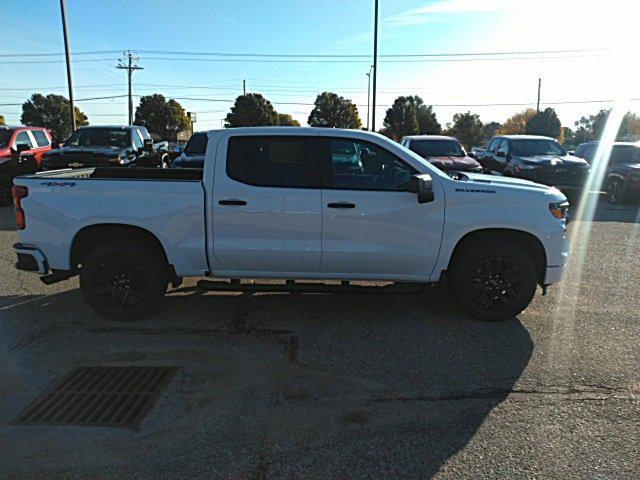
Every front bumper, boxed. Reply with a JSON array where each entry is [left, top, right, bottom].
[[13, 243, 49, 274]]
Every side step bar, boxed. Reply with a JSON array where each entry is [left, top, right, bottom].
[[196, 279, 425, 295]]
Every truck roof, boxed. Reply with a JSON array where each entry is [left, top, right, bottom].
[[401, 135, 456, 141], [204, 126, 385, 136], [76, 125, 145, 130], [495, 134, 556, 140]]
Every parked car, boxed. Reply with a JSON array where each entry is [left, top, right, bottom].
[[601, 143, 640, 204], [13, 127, 569, 323], [41, 125, 170, 170], [400, 135, 482, 173], [0, 126, 53, 203], [573, 141, 599, 162], [479, 135, 590, 191], [171, 131, 207, 168]]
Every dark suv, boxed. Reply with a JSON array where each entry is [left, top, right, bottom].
[[480, 135, 590, 191]]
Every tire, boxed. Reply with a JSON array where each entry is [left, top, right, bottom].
[[607, 177, 626, 205], [448, 240, 538, 322], [80, 239, 168, 321]]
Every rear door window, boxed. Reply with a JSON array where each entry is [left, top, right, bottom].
[[227, 136, 320, 188], [31, 130, 50, 148]]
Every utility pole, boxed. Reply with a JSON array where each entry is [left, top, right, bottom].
[[366, 65, 373, 130], [116, 51, 143, 125], [371, 0, 379, 131], [59, 0, 76, 133], [243, 79, 246, 95], [537, 77, 541, 112]]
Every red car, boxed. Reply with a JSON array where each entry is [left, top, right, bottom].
[[0, 126, 53, 165], [400, 135, 483, 173], [0, 126, 53, 204]]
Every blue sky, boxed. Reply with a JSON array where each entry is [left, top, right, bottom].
[[1, 0, 637, 131]]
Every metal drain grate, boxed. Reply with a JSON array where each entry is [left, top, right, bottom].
[[14, 366, 177, 428]]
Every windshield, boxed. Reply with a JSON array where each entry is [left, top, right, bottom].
[[184, 133, 208, 155], [410, 139, 465, 158], [65, 128, 131, 148], [0, 129, 13, 148], [510, 139, 566, 156], [610, 145, 640, 164]]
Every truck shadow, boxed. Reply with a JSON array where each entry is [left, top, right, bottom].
[[1, 285, 532, 477]]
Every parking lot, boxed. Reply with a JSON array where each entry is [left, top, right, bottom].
[[0, 198, 638, 479]]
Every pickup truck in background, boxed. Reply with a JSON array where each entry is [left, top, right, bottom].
[[41, 125, 170, 170], [479, 135, 590, 192], [0, 126, 53, 203], [12, 127, 569, 322], [400, 135, 483, 173]]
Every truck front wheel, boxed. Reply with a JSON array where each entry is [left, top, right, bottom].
[[448, 240, 538, 321], [80, 240, 168, 321]]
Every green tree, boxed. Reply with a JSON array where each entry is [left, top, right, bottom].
[[482, 121, 501, 144], [525, 107, 561, 138], [619, 112, 640, 140], [572, 109, 640, 143], [407, 96, 441, 134], [134, 94, 190, 141], [446, 111, 484, 150], [0, 115, 5, 126], [275, 113, 301, 126], [560, 127, 575, 146], [21, 93, 88, 140], [225, 93, 278, 127], [382, 96, 419, 141], [497, 109, 537, 135], [307, 92, 361, 128]]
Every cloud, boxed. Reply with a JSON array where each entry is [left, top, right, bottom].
[[383, 0, 521, 27]]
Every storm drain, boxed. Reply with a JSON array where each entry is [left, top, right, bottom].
[[14, 366, 177, 428]]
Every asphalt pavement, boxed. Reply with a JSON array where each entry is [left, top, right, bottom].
[[0, 198, 638, 479]]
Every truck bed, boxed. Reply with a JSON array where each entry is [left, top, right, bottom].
[[22, 167, 203, 181]]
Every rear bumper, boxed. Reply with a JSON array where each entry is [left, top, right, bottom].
[[13, 243, 49, 274]]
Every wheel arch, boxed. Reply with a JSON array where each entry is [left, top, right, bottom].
[[446, 228, 547, 284], [70, 223, 170, 270]]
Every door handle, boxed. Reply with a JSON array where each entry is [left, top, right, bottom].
[[327, 202, 356, 209], [218, 199, 247, 206]]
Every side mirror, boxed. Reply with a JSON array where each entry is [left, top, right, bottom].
[[143, 138, 154, 152], [173, 145, 183, 154], [51, 141, 61, 150], [408, 173, 435, 204], [14, 144, 31, 155], [496, 151, 506, 158]]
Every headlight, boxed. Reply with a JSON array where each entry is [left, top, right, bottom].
[[549, 201, 569, 219]]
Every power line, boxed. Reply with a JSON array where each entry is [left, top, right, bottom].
[[116, 51, 143, 125], [0, 47, 611, 59]]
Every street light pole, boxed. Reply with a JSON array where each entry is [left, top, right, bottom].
[[371, 0, 379, 131], [59, 0, 76, 133], [366, 65, 373, 130], [116, 51, 143, 125]]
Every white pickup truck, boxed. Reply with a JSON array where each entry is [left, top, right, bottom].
[[12, 127, 569, 322]]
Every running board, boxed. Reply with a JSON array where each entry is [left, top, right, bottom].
[[196, 280, 425, 295], [40, 270, 77, 285]]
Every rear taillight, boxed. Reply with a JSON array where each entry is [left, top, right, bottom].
[[12, 185, 28, 230]]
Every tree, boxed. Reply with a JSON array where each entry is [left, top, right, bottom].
[[134, 94, 190, 141], [21, 93, 88, 140], [525, 107, 561, 138], [307, 92, 361, 129], [482, 121, 501, 144], [275, 113, 301, 126], [407, 96, 441, 134], [619, 112, 640, 140], [572, 109, 640, 143], [0, 115, 5, 126], [382, 96, 419, 141], [225, 93, 278, 127], [446, 111, 484, 150], [560, 127, 575, 146], [497, 109, 537, 135]]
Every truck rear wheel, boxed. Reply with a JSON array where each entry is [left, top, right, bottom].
[[80, 240, 168, 321], [448, 240, 537, 321]]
